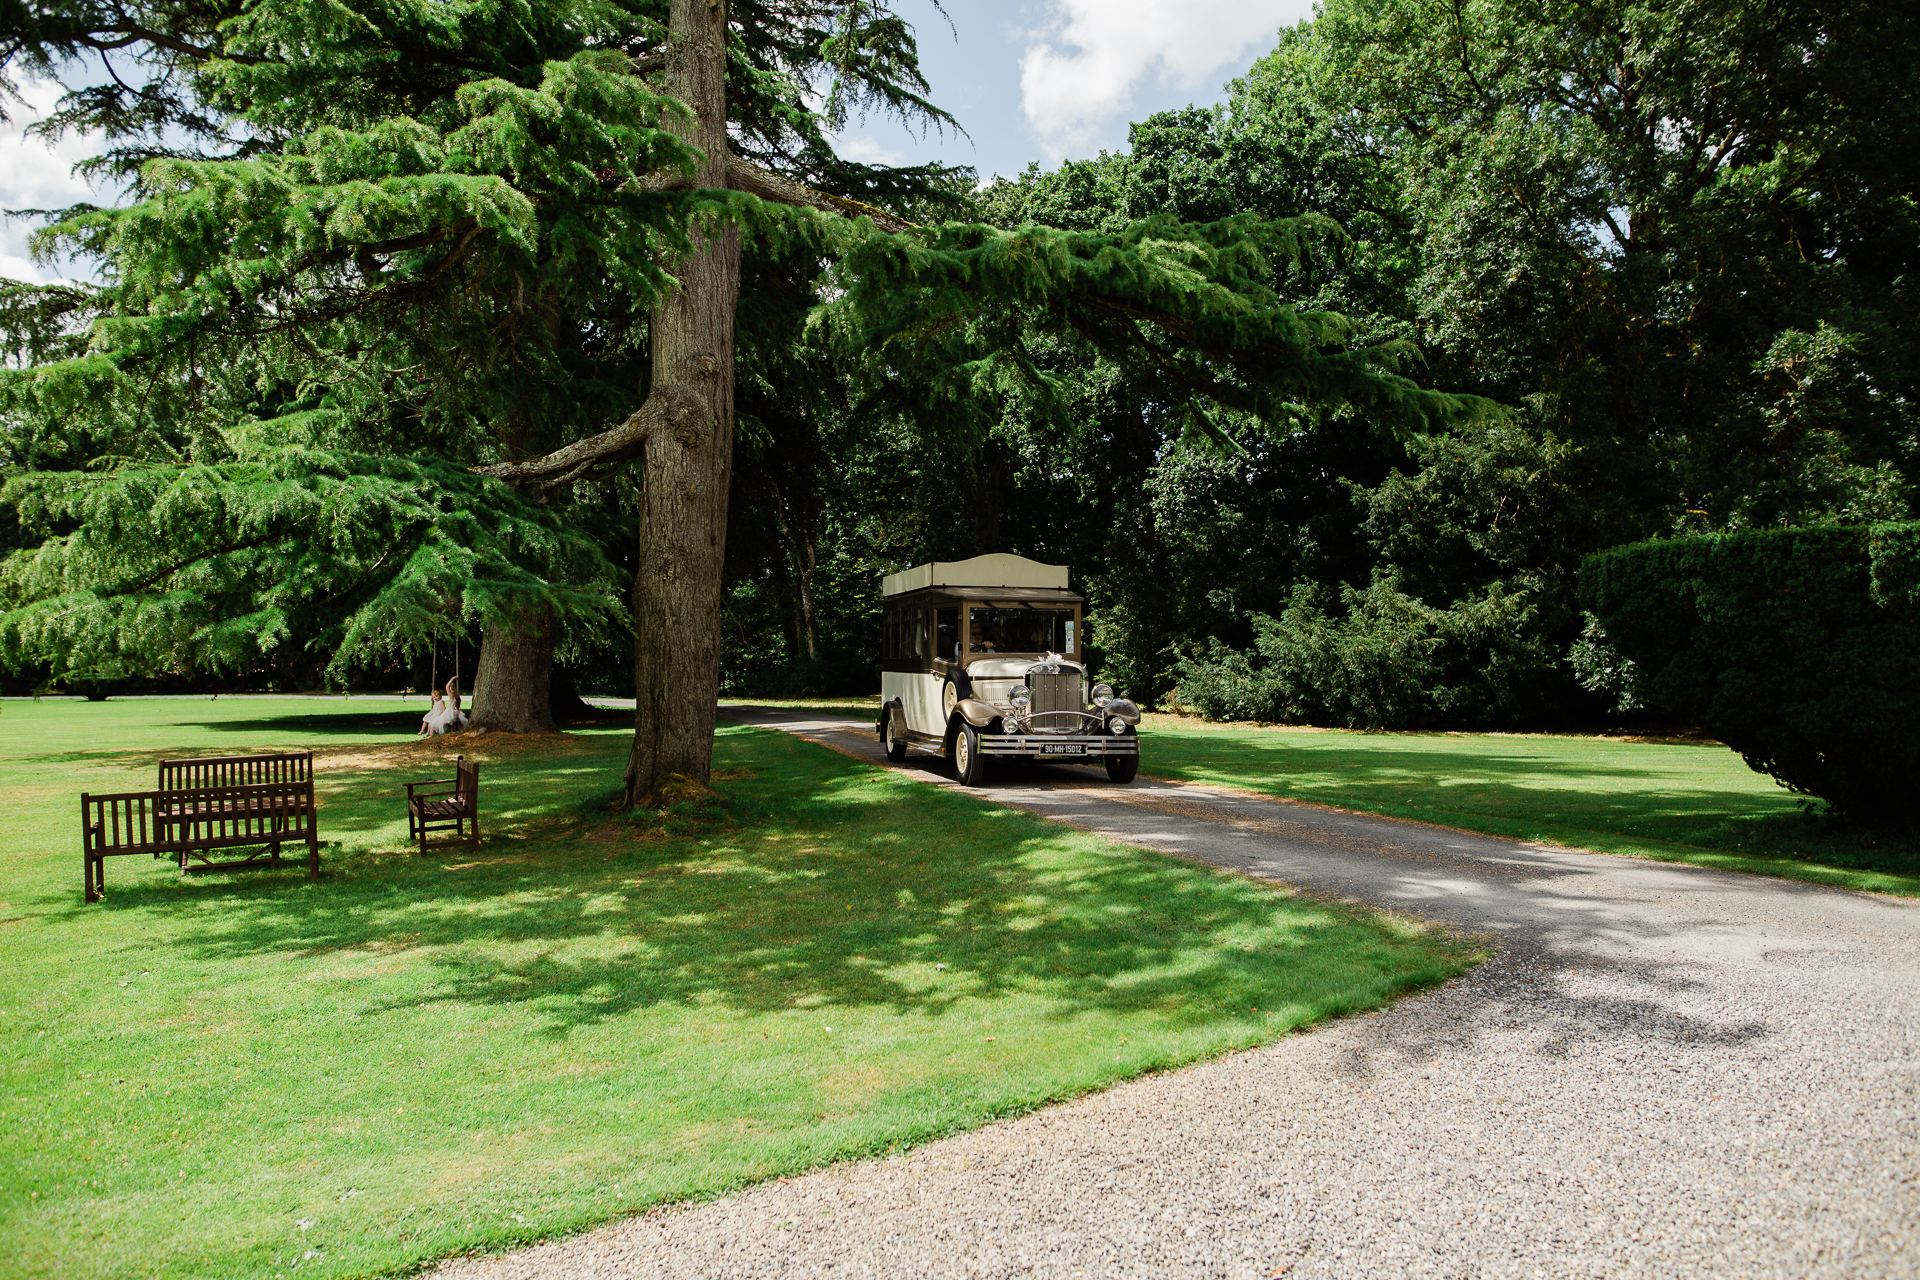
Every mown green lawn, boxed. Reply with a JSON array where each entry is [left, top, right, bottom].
[[0, 697, 1476, 1280], [1135, 715, 1920, 896]]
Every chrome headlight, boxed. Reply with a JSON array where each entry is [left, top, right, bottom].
[[1009, 684, 1031, 710], [1108, 716, 1128, 735], [1091, 683, 1114, 708]]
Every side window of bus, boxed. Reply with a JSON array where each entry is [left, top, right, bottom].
[[936, 608, 959, 661], [911, 610, 929, 662]]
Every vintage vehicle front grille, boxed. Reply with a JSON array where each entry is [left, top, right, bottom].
[[1029, 672, 1081, 716], [1026, 710, 1096, 733]]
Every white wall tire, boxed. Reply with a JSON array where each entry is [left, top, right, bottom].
[[885, 706, 909, 762], [954, 721, 987, 786], [1105, 751, 1138, 784]]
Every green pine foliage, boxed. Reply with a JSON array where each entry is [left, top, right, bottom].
[[0, 451, 620, 684], [830, 212, 1499, 450], [0, 0, 970, 691]]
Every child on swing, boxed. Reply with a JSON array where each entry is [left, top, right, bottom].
[[418, 677, 468, 736]]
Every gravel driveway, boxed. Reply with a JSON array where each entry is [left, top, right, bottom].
[[436, 711, 1920, 1279]]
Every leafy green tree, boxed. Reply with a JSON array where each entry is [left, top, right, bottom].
[[4, 0, 1497, 796], [472, 12, 1497, 791], [1307, 0, 1920, 525], [981, 0, 1919, 723], [1, 0, 963, 784]]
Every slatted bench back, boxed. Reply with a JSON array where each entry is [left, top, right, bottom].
[[157, 752, 312, 793], [83, 781, 316, 856]]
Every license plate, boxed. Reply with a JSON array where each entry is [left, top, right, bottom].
[[1038, 743, 1086, 756]]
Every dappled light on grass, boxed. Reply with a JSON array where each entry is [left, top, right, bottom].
[[0, 698, 1480, 1280], [1139, 715, 1920, 895]]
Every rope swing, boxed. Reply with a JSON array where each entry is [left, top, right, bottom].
[[427, 634, 462, 696]]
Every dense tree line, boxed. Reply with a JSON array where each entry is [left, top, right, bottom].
[[1, 0, 1488, 797], [2, 0, 1914, 747], [719, 0, 1919, 729]]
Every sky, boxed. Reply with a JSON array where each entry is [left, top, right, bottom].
[[1, 0, 1313, 284]]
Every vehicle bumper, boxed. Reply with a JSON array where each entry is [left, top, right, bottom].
[[975, 733, 1138, 758]]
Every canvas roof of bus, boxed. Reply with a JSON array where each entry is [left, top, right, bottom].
[[881, 553, 1069, 598]]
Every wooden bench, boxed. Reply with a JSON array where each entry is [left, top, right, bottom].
[[406, 756, 479, 855], [158, 751, 312, 792], [81, 779, 319, 903], [153, 752, 315, 855]]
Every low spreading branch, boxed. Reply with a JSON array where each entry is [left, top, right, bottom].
[[474, 396, 667, 486], [725, 154, 918, 234], [70, 23, 265, 65]]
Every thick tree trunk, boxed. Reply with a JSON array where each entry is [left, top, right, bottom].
[[623, 0, 740, 806], [470, 607, 556, 733]]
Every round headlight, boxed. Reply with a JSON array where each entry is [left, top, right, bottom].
[[1108, 716, 1127, 735], [1091, 683, 1114, 708], [1009, 684, 1031, 709]]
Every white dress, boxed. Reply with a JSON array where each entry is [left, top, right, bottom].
[[424, 703, 467, 735]]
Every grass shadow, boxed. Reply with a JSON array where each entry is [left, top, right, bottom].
[[102, 729, 1470, 1041]]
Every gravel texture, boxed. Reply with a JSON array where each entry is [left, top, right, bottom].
[[435, 713, 1920, 1279]]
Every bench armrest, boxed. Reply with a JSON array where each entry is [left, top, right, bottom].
[[406, 779, 458, 797]]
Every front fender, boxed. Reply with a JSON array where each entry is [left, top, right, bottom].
[[955, 698, 1000, 728]]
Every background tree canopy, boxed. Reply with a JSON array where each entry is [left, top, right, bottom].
[[718, 0, 1918, 725], [3, 0, 1916, 747]]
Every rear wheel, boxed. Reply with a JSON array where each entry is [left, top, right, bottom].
[[953, 721, 988, 787], [884, 706, 909, 762], [1105, 749, 1138, 783]]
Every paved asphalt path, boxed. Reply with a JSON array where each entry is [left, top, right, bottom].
[[438, 710, 1919, 1279]]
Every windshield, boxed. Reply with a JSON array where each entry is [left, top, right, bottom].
[[967, 607, 1074, 655]]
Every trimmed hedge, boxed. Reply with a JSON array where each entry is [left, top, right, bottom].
[[1578, 523, 1920, 825]]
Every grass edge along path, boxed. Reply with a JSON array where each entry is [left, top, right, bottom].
[[1133, 717, 1920, 898], [0, 702, 1482, 1280]]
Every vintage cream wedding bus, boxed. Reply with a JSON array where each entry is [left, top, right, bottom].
[[875, 554, 1141, 786]]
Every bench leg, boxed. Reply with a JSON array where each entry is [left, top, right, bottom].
[[85, 851, 100, 904], [307, 831, 320, 881]]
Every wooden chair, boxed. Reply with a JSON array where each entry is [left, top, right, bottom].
[[406, 756, 479, 856]]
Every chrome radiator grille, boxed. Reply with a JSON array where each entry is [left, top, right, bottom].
[[1029, 671, 1081, 716]]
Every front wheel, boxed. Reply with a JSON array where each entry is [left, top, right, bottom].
[[953, 721, 989, 787], [1105, 750, 1139, 784], [884, 706, 909, 763]]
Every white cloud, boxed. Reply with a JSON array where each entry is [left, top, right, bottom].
[[2, 78, 109, 284], [833, 136, 907, 167], [1019, 0, 1311, 152]]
